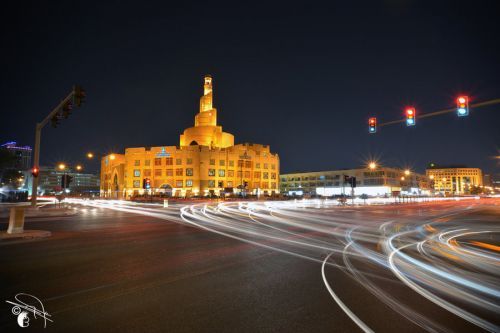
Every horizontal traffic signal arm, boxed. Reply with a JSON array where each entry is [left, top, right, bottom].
[[376, 98, 500, 128]]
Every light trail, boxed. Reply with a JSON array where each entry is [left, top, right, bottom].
[[66, 197, 500, 332]]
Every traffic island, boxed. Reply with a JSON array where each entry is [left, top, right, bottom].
[[0, 229, 52, 242]]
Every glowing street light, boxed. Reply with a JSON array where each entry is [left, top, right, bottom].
[[109, 154, 116, 160], [58, 163, 66, 171], [76, 165, 83, 171], [400, 176, 405, 181], [404, 169, 410, 176], [368, 162, 377, 170], [87, 152, 94, 159], [429, 175, 435, 180]]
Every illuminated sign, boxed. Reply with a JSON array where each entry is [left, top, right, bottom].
[[156, 147, 171, 157]]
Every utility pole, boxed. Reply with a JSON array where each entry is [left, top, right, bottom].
[[31, 86, 86, 206]]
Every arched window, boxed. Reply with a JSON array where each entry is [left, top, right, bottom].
[[190, 140, 198, 146]]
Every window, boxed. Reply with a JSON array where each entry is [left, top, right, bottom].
[[186, 158, 193, 164], [254, 182, 260, 188], [166, 169, 173, 176], [244, 171, 250, 178], [134, 169, 141, 177], [219, 160, 225, 166], [238, 160, 244, 167], [208, 169, 216, 176], [229, 160, 234, 167], [228, 170, 234, 177], [208, 180, 215, 187], [176, 158, 182, 165], [176, 180, 183, 187], [263, 172, 269, 179], [145, 160, 151, 166], [245, 161, 252, 168], [254, 171, 261, 178], [144, 169, 151, 177], [155, 169, 162, 176], [263, 163, 268, 169], [256, 163, 260, 169], [227, 181, 233, 187], [210, 159, 215, 165], [133, 180, 140, 188], [186, 168, 193, 176], [166, 158, 173, 165], [271, 164, 275, 170], [219, 169, 225, 177], [237, 171, 242, 178], [271, 173, 276, 179], [271, 182, 276, 189], [134, 160, 140, 166], [154, 158, 161, 166], [186, 180, 193, 187], [176, 168, 183, 176]]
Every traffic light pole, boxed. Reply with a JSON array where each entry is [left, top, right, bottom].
[[31, 90, 75, 207]]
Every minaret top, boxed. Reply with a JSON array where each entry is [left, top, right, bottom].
[[200, 75, 214, 113]]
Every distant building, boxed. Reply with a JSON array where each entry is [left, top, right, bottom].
[[426, 164, 482, 195], [100, 75, 280, 199], [25, 166, 100, 195], [1, 141, 32, 170], [280, 167, 429, 196]]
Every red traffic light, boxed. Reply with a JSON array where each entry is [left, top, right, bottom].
[[406, 107, 416, 126], [457, 96, 469, 116], [368, 117, 377, 133], [31, 167, 39, 177]]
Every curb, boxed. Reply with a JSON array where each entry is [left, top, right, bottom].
[[0, 230, 52, 243]]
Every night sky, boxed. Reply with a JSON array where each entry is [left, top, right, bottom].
[[1, 1, 499, 175]]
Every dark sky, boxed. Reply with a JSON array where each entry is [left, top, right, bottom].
[[1, 0, 499, 175]]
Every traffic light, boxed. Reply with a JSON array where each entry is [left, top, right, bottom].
[[74, 85, 86, 107], [51, 114, 61, 128], [61, 174, 72, 188], [31, 167, 39, 178], [368, 117, 377, 133], [62, 101, 73, 119], [143, 178, 151, 189], [457, 96, 469, 117], [406, 107, 416, 126]]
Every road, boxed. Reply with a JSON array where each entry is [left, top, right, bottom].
[[0, 198, 498, 332]]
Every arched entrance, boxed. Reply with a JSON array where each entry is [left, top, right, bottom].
[[159, 184, 173, 197], [112, 173, 119, 198]]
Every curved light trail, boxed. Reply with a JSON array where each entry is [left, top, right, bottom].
[[67, 197, 500, 332]]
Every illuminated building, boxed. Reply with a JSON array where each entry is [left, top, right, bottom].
[[1, 141, 32, 170], [24, 166, 100, 195], [101, 75, 280, 198], [426, 164, 483, 195], [280, 167, 429, 196]]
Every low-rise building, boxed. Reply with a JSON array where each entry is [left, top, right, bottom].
[[426, 164, 483, 195], [25, 166, 100, 195], [280, 167, 429, 197]]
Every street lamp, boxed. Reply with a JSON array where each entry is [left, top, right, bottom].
[[76, 165, 82, 171], [404, 169, 410, 176], [368, 162, 377, 170], [109, 154, 116, 160], [400, 176, 405, 181], [87, 152, 94, 159], [58, 163, 66, 171]]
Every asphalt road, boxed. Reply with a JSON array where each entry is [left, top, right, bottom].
[[0, 198, 498, 332]]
